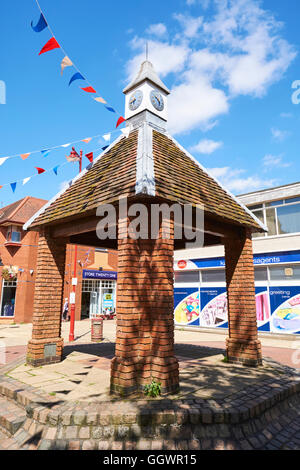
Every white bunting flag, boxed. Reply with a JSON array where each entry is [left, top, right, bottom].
[[22, 177, 31, 185], [0, 157, 9, 166], [61, 143, 71, 148], [121, 127, 130, 138], [103, 133, 111, 142]]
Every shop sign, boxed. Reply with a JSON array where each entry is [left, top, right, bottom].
[[83, 270, 117, 280]]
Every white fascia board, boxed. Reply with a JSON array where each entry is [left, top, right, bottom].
[[166, 133, 268, 233], [23, 134, 125, 231]]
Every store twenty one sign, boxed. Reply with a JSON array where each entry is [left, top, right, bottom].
[[83, 270, 117, 280]]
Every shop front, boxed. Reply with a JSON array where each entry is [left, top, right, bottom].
[[174, 250, 300, 335], [81, 269, 117, 319]]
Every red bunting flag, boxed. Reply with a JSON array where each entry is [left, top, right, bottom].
[[81, 86, 96, 93], [39, 37, 60, 55], [20, 153, 30, 160], [35, 167, 45, 174], [85, 152, 93, 163], [116, 116, 125, 128]]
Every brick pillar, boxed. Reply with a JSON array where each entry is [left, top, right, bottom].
[[111, 209, 179, 396], [27, 229, 68, 366], [224, 228, 262, 366]]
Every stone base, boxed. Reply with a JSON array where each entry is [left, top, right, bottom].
[[226, 337, 262, 367], [26, 338, 64, 367], [110, 356, 180, 396]]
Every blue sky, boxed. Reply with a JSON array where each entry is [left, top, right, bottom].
[[0, 0, 300, 208]]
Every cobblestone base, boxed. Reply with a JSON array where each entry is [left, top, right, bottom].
[[0, 366, 300, 450]]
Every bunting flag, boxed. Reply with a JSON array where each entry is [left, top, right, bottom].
[[82, 138, 92, 143], [105, 106, 116, 113], [31, 13, 48, 32], [103, 133, 111, 142], [81, 86, 96, 93], [85, 152, 93, 163], [116, 116, 125, 128], [69, 72, 85, 86], [20, 153, 30, 160], [61, 143, 71, 148], [0, 186, 3, 190], [35, 167, 45, 174], [61, 56, 73, 75], [41, 149, 50, 157], [22, 177, 31, 185], [53, 165, 59, 175], [94, 97, 107, 104], [102, 145, 109, 151], [0, 157, 9, 166], [11, 182, 17, 193], [39, 37, 60, 55]]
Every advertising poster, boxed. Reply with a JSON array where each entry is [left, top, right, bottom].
[[255, 287, 271, 331], [199, 288, 228, 328], [269, 286, 300, 334], [174, 287, 200, 326]]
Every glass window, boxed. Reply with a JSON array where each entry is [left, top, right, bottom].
[[248, 204, 263, 210], [251, 209, 265, 238], [201, 269, 226, 283], [277, 203, 300, 234], [265, 208, 277, 235], [174, 271, 199, 283], [265, 200, 284, 207], [269, 264, 300, 281], [254, 267, 268, 282], [285, 197, 300, 204], [6, 226, 21, 243]]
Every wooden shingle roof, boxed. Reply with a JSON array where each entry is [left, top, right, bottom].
[[25, 125, 265, 233]]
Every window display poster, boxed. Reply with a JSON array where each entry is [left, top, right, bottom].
[[174, 287, 200, 326], [200, 287, 228, 328], [255, 287, 271, 332], [269, 286, 300, 334]]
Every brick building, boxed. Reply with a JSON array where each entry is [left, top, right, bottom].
[[0, 197, 47, 323]]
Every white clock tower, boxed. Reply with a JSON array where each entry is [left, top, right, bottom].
[[123, 60, 170, 131]]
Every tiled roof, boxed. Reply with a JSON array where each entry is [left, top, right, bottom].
[[0, 197, 47, 225], [26, 125, 263, 232], [153, 131, 263, 231]]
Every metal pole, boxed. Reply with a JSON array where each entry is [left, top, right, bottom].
[[68, 150, 83, 342]]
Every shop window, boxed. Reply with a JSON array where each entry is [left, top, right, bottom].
[[277, 204, 300, 234], [254, 267, 268, 281], [6, 226, 21, 243], [252, 209, 265, 238], [269, 264, 300, 281], [201, 269, 226, 283], [265, 208, 277, 236], [0, 280, 17, 316], [174, 271, 199, 283]]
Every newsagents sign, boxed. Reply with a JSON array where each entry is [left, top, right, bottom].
[[83, 270, 117, 280], [175, 250, 300, 270]]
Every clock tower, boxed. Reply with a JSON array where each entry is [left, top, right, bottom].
[[123, 60, 170, 131]]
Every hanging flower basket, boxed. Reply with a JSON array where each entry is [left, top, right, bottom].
[[1, 265, 18, 281]]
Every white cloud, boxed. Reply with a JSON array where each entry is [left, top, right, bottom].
[[280, 112, 293, 118], [208, 166, 277, 194], [262, 154, 290, 169], [126, 38, 190, 81], [125, 0, 296, 134], [190, 139, 223, 154], [271, 127, 290, 142], [146, 23, 167, 38]]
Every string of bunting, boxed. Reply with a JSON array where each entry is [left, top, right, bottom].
[[0, 126, 130, 167], [31, 0, 125, 128], [0, 129, 130, 193]]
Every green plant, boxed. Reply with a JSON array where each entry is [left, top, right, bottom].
[[222, 356, 229, 363], [143, 379, 162, 398]]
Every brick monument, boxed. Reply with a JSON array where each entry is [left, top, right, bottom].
[[24, 61, 265, 395]]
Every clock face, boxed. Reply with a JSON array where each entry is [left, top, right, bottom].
[[129, 90, 143, 111], [150, 90, 164, 111]]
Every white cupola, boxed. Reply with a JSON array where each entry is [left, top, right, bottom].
[[123, 60, 170, 131]]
